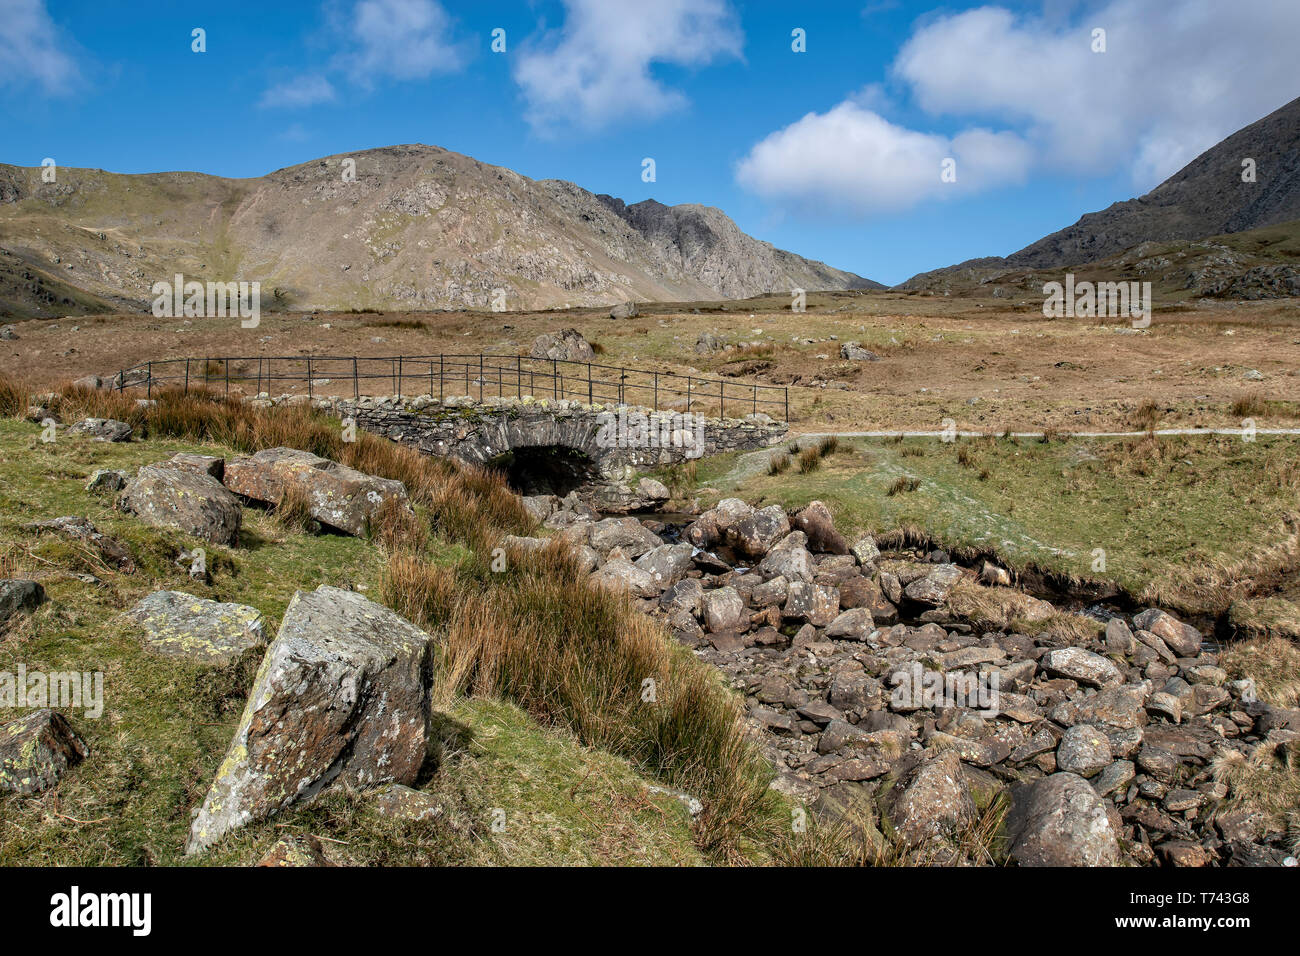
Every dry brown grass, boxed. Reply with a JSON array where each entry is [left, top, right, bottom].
[[1129, 398, 1163, 432], [380, 539, 779, 858], [768, 452, 791, 476], [1221, 635, 1300, 708]]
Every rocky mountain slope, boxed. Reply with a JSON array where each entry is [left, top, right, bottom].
[[0, 145, 874, 319], [904, 94, 1300, 290]]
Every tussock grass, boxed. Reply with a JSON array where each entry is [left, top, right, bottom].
[[887, 476, 920, 496], [768, 452, 791, 476], [1211, 744, 1300, 851], [797, 445, 823, 474], [1129, 398, 1162, 431], [380, 539, 782, 859], [1222, 636, 1300, 708]]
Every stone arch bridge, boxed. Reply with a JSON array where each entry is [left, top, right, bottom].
[[327, 395, 787, 512]]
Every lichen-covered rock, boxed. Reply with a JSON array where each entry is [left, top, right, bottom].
[[186, 586, 434, 854], [702, 586, 746, 633], [1041, 647, 1123, 688], [1005, 772, 1120, 866], [586, 516, 662, 558], [783, 581, 840, 626], [0, 579, 46, 631], [590, 558, 659, 598], [256, 834, 340, 867], [68, 418, 132, 442], [125, 590, 266, 665], [222, 447, 410, 538], [118, 465, 242, 546], [903, 564, 963, 605], [634, 543, 694, 589], [530, 328, 593, 362], [850, 534, 880, 566], [889, 751, 975, 848], [757, 530, 815, 582], [0, 709, 88, 795], [85, 469, 128, 493], [1132, 608, 1202, 657], [166, 453, 225, 481], [369, 783, 444, 822]]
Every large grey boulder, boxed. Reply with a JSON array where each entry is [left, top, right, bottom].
[[1004, 772, 1120, 866], [68, 418, 132, 442], [889, 751, 975, 848], [0, 579, 46, 631], [634, 543, 694, 589], [118, 465, 243, 546], [223, 447, 410, 538], [1041, 647, 1123, 688], [124, 590, 266, 665], [904, 564, 962, 605], [530, 328, 594, 362], [587, 517, 662, 558], [0, 710, 88, 795], [186, 586, 434, 854], [590, 558, 659, 598], [702, 587, 746, 633], [757, 530, 815, 582], [1131, 608, 1202, 657]]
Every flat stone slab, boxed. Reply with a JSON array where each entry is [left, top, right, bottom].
[[124, 590, 266, 665], [223, 447, 410, 538]]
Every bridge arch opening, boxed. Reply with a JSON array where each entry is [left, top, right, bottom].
[[487, 445, 602, 497]]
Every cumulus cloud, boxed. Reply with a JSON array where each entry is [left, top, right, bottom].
[[0, 0, 80, 94], [736, 102, 1032, 213], [339, 0, 467, 83], [258, 73, 336, 109], [514, 0, 743, 132], [893, 0, 1300, 187], [738, 0, 1300, 214]]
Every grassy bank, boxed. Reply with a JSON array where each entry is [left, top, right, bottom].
[[0, 382, 787, 865], [686, 432, 1300, 618]]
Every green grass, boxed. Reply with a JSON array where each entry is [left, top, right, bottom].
[[693, 432, 1300, 614]]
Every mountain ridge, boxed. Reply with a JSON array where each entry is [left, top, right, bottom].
[[0, 144, 878, 319]]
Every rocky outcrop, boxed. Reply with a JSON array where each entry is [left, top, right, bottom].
[[186, 586, 434, 853], [118, 465, 243, 546], [124, 590, 266, 665], [222, 447, 411, 538]]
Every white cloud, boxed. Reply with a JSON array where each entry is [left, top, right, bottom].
[[339, 0, 467, 83], [258, 74, 336, 109], [893, 0, 1300, 187], [0, 0, 80, 94], [736, 102, 1032, 213], [513, 0, 743, 132]]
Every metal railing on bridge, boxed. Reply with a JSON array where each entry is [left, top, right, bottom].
[[112, 353, 790, 422]]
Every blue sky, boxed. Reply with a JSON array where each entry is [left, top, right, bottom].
[[1, 0, 1297, 285]]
